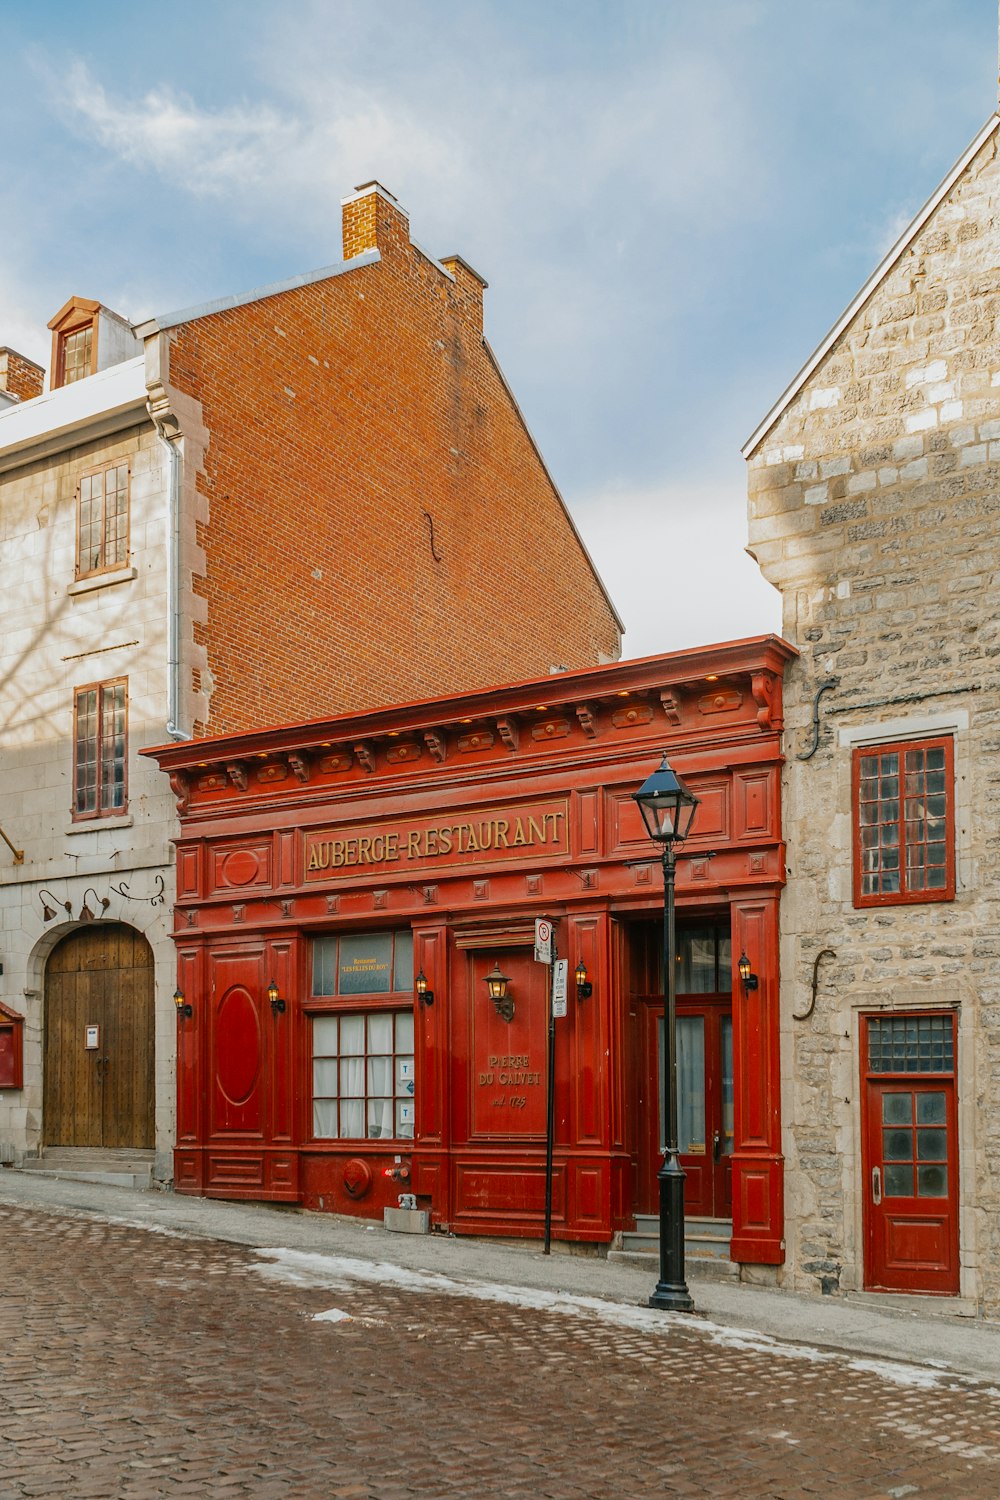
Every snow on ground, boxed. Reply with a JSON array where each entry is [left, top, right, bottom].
[[251, 1247, 967, 1391]]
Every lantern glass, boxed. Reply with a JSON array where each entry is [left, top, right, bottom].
[[484, 963, 510, 1002], [633, 754, 699, 847]]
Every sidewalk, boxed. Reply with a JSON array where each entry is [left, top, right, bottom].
[[3, 1166, 999, 1385]]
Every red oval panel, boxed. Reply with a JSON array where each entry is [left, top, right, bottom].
[[215, 986, 261, 1105], [222, 849, 260, 886]]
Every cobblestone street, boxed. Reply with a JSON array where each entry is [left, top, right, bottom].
[[0, 1199, 999, 1498]]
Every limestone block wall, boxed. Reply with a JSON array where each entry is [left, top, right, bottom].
[[0, 422, 179, 1176], [746, 128, 1000, 1312]]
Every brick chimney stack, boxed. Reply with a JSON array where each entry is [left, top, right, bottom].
[[0, 347, 45, 404], [341, 181, 411, 260]]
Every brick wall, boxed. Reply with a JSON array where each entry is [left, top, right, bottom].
[[745, 128, 1000, 1310], [163, 185, 621, 735], [0, 348, 45, 403]]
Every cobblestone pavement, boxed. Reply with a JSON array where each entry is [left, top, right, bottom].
[[1, 1200, 999, 1499]]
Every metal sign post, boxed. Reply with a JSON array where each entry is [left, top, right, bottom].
[[535, 916, 561, 1255]]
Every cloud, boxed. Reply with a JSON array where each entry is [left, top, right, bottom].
[[573, 476, 781, 659]]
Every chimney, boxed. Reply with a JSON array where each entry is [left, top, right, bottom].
[[440, 255, 488, 333], [0, 347, 45, 404], [341, 181, 410, 260]]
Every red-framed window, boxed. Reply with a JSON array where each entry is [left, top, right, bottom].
[[73, 679, 128, 820], [77, 460, 130, 578], [308, 930, 416, 1142], [852, 736, 954, 907]]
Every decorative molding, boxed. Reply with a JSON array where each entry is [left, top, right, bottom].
[[226, 762, 248, 791], [386, 742, 421, 765], [257, 763, 287, 784], [458, 729, 493, 753], [612, 704, 652, 729], [699, 688, 742, 716], [495, 716, 519, 752], [288, 752, 311, 783], [325, 894, 339, 914], [525, 874, 542, 896], [660, 690, 683, 725], [751, 671, 778, 732], [373, 890, 388, 910], [232, 904, 245, 923], [318, 752, 352, 773], [473, 880, 490, 901], [168, 771, 190, 813], [354, 741, 375, 774], [575, 703, 599, 737], [424, 730, 448, 763], [532, 718, 571, 742]]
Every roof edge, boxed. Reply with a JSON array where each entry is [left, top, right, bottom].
[[742, 111, 1000, 460], [133, 249, 381, 338]]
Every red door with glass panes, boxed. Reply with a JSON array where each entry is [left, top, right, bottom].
[[861, 1012, 959, 1295], [636, 921, 734, 1220]]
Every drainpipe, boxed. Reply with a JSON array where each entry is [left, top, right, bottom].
[[154, 423, 188, 742]]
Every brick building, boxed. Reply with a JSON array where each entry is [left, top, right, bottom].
[[745, 111, 1000, 1313], [0, 183, 620, 1181]]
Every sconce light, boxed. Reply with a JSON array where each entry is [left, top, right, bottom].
[[483, 962, 514, 1022], [738, 953, 759, 994], [79, 889, 110, 923], [174, 988, 193, 1019], [39, 890, 72, 923], [575, 961, 593, 1001], [268, 979, 286, 1015], [415, 970, 434, 1006]]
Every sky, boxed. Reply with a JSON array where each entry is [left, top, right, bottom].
[[0, 1, 996, 659]]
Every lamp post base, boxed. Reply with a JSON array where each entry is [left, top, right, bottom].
[[649, 1150, 695, 1314]]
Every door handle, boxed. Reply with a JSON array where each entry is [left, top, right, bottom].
[[712, 1131, 721, 1163], [871, 1166, 882, 1205]]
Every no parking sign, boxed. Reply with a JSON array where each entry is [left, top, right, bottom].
[[534, 917, 553, 964]]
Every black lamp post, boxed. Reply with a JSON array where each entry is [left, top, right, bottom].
[[633, 751, 700, 1314]]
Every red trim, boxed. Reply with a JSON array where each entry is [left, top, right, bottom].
[[852, 736, 955, 908]]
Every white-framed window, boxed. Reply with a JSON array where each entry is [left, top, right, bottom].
[[312, 1010, 415, 1140]]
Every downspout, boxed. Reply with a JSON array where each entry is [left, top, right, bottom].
[[154, 421, 187, 742], [142, 325, 189, 743]]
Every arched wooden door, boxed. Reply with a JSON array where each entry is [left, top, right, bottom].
[[44, 925, 154, 1148]]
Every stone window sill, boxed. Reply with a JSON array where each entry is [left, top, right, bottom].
[[65, 815, 134, 835], [68, 566, 137, 597]]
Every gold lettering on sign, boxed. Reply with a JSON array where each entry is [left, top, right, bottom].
[[305, 805, 567, 876]]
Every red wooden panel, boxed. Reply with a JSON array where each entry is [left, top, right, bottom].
[[567, 915, 602, 1145], [454, 1162, 561, 1221], [175, 947, 202, 1144], [414, 925, 447, 1147], [208, 950, 265, 1139], [210, 842, 273, 892], [173, 1150, 203, 1190], [177, 846, 201, 899], [736, 770, 773, 839], [569, 1164, 604, 1225], [467, 951, 548, 1140], [207, 1153, 265, 1186], [0, 1022, 22, 1090], [575, 790, 599, 856], [278, 829, 296, 886], [266, 938, 296, 1141], [730, 895, 784, 1265]]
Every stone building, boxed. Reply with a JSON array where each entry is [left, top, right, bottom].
[[744, 112, 1000, 1312], [0, 183, 620, 1183]]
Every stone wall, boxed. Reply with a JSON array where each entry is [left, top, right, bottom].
[[746, 127, 1000, 1313]]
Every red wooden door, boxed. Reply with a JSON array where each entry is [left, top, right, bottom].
[[636, 996, 733, 1218], [861, 1013, 959, 1295]]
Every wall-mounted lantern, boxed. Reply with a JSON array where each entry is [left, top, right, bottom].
[[267, 979, 286, 1015], [575, 961, 593, 1001], [79, 889, 110, 923], [738, 952, 759, 995], [40, 890, 72, 923], [174, 988, 193, 1019], [484, 962, 513, 1022], [415, 970, 434, 1006]]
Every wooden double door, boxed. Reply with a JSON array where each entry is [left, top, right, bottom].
[[44, 925, 154, 1149]]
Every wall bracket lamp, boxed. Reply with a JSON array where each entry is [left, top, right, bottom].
[[79, 889, 111, 923], [174, 988, 193, 1019], [39, 890, 72, 923], [268, 979, 286, 1015], [738, 953, 759, 994], [484, 962, 514, 1022], [415, 970, 434, 1006], [575, 961, 593, 1001]]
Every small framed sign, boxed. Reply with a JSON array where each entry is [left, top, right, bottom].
[[85, 1025, 100, 1050]]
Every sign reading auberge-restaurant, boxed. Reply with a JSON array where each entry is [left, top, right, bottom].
[[304, 799, 569, 877]]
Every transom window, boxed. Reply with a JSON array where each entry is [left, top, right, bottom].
[[312, 930, 413, 997], [73, 680, 127, 819], [867, 1014, 954, 1074], [77, 461, 129, 578], [852, 736, 955, 907]]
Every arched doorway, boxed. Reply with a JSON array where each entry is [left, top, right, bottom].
[[44, 924, 154, 1149]]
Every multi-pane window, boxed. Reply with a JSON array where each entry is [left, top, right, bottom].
[[73, 680, 127, 819], [310, 930, 416, 1142], [853, 737, 954, 906], [312, 1011, 415, 1140], [867, 1014, 954, 1075], [77, 462, 129, 578], [61, 326, 93, 384]]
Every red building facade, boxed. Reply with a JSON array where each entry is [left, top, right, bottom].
[[148, 637, 795, 1265]]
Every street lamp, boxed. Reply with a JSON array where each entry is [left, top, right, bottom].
[[633, 752, 699, 1314]]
